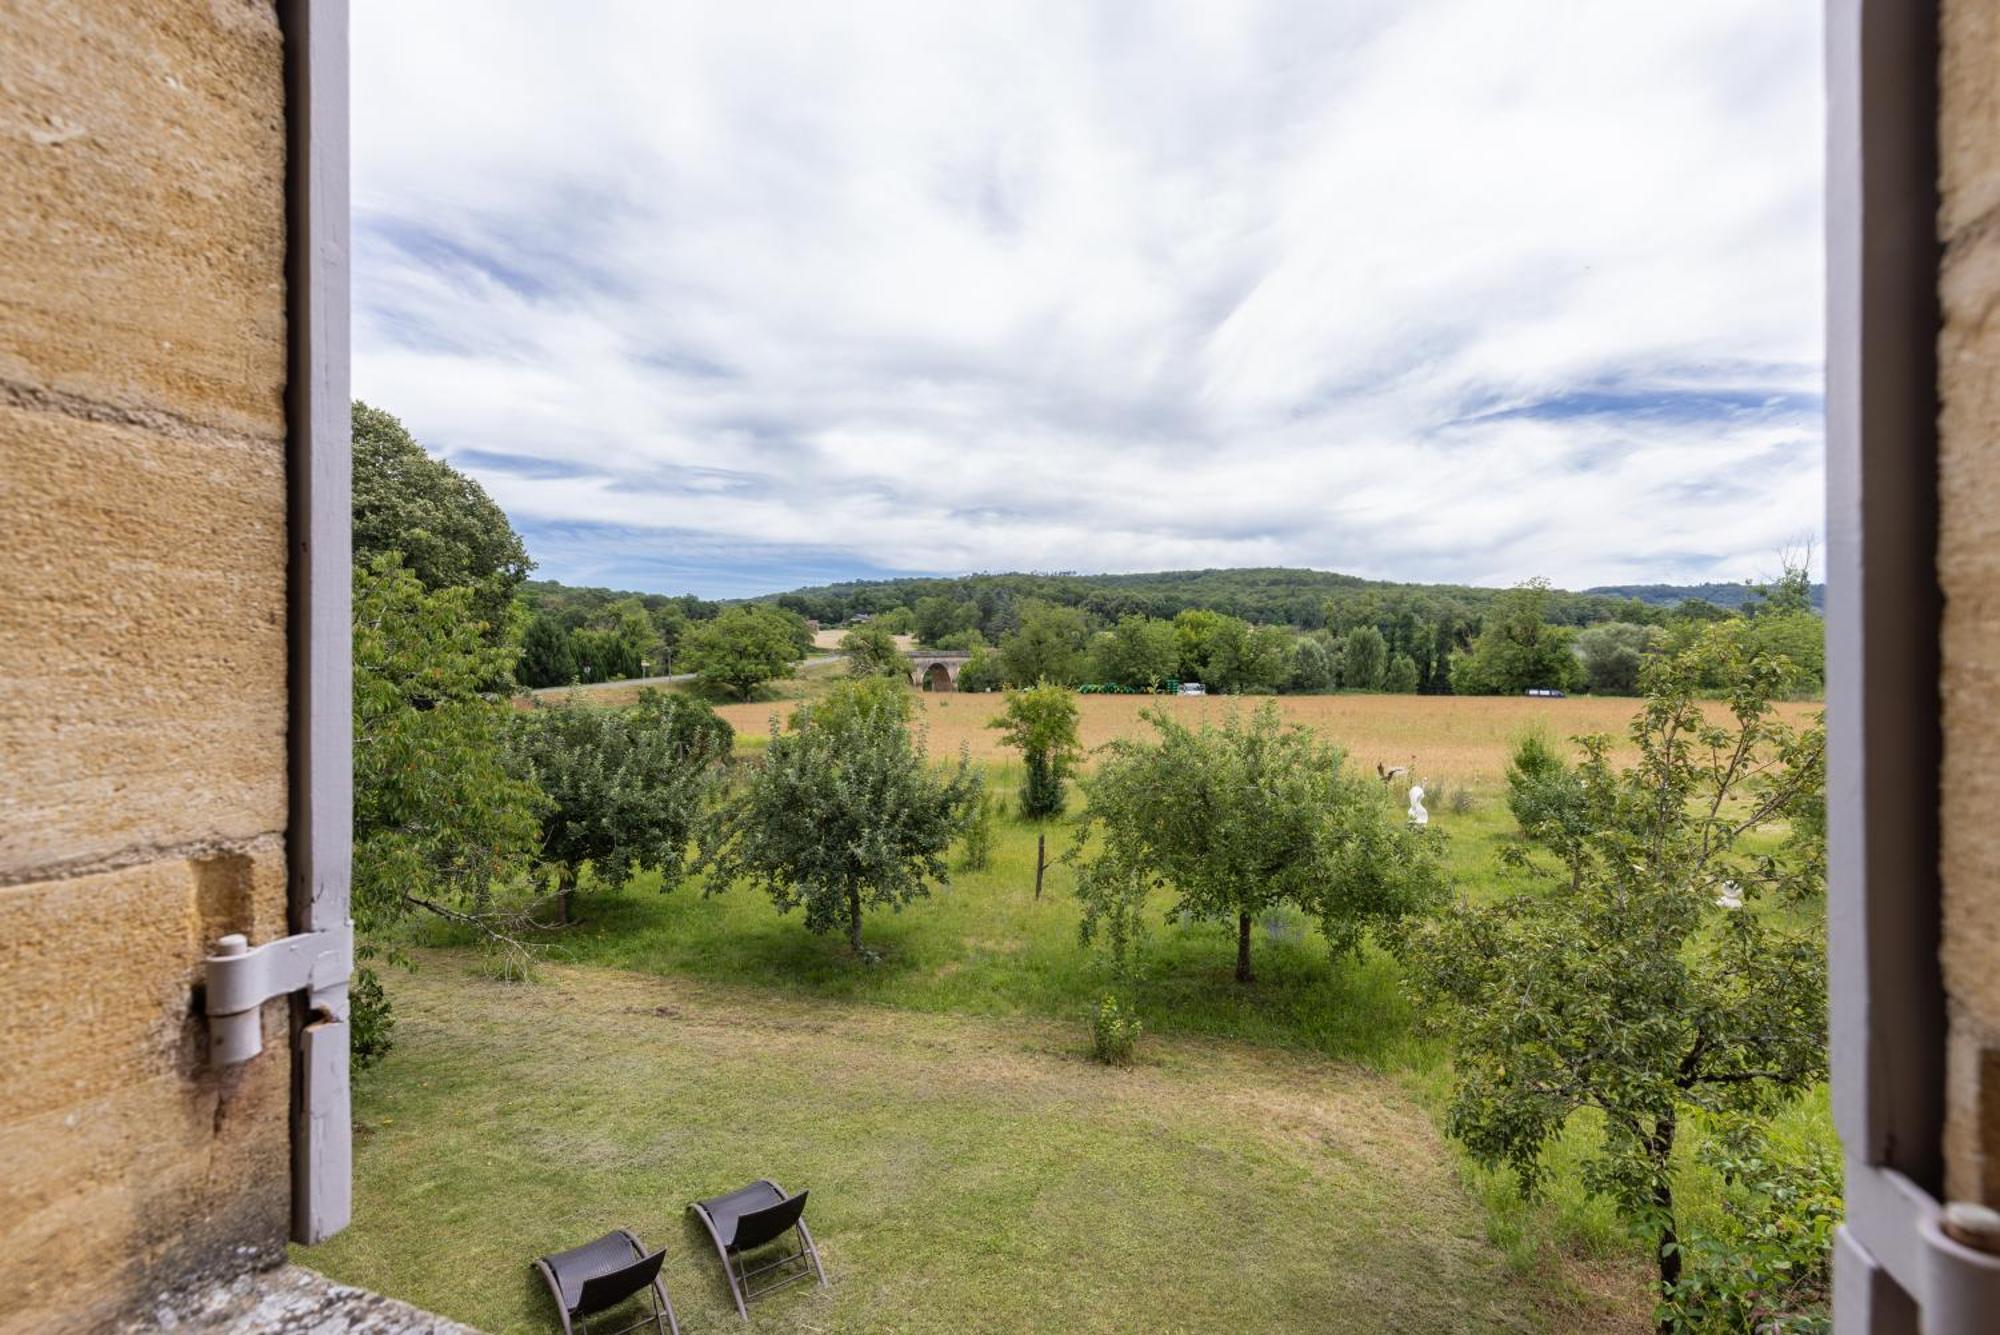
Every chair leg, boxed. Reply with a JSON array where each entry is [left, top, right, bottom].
[[795, 1219, 829, 1288], [650, 1276, 682, 1335], [534, 1259, 578, 1335], [690, 1204, 750, 1321]]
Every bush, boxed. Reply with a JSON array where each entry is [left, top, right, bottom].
[[349, 964, 395, 1072], [1663, 1117, 1841, 1333], [1090, 994, 1142, 1066], [959, 792, 997, 871]]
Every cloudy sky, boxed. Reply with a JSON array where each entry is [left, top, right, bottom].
[[352, 2, 1824, 600]]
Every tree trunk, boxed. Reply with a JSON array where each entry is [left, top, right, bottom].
[[847, 885, 864, 954], [1034, 834, 1046, 901], [1649, 1113, 1680, 1332], [1236, 912, 1254, 982]]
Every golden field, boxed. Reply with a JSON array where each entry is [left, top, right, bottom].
[[714, 690, 1824, 783]]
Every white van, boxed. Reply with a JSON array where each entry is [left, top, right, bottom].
[[1178, 682, 1206, 697]]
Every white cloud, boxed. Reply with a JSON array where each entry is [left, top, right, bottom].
[[352, 0, 1824, 597]]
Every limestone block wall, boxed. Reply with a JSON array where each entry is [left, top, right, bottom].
[[0, 2, 294, 1330], [1941, 0, 2000, 1207]]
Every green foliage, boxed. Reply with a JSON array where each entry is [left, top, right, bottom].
[[1663, 1117, 1841, 1334], [1732, 612, 1824, 694], [680, 604, 805, 698], [932, 628, 986, 652], [872, 606, 917, 635], [1449, 579, 1583, 695], [804, 674, 914, 731], [1576, 621, 1659, 695], [570, 626, 641, 683], [1403, 633, 1829, 1313], [702, 680, 982, 953], [914, 595, 981, 646], [842, 621, 912, 678], [351, 402, 531, 636], [1502, 726, 1593, 883], [1383, 652, 1421, 694], [1287, 635, 1336, 692], [958, 791, 998, 872], [1342, 625, 1386, 689], [956, 643, 1005, 693], [348, 964, 395, 1072], [1068, 704, 1447, 982], [1090, 994, 1143, 1066], [1089, 614, 1181, 690], [352, 555, 546, 1064], [989, 684, 1083, 818], [517, 612, 578, 688], [353, 555, 544, 933], [511, 690, 732, 915], [999, 600, 1090, 687]]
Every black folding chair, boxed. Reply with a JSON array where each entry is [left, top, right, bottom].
[[688, 1179, 828, 1320], [534, 1228, 681, 1335]]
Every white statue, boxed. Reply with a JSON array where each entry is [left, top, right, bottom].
[[1407, 784, 1428, 827]]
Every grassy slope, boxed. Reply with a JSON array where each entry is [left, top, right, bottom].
[[307, 710, 1832, 1331], [302, 956, 1597, 1334]]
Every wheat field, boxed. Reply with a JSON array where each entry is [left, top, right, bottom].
[[713, 690, 1822, 783]]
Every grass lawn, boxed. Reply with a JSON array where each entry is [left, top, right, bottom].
[[298, 955, 1640, 1333], [308, 716, 1831, 1331]]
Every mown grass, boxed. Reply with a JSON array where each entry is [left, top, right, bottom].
[[324, 742, 1828, 1331], [299, 955, 1614, 1333]]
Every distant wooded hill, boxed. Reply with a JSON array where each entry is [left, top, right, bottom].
[[1584, 581, 1826, 612], [747, 567, 1783, 630], [522, 567, 1811, 633]]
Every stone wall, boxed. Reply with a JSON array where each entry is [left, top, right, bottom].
[[0, 2, 294, 1330], [1941, 0, 2000, 1207]]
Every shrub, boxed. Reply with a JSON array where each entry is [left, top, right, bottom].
[[1664, 1117, 1841, 1334], [349, 965, 395, 1072], [1090, 994, 1142, 1066], [959, 791, 997, 871]]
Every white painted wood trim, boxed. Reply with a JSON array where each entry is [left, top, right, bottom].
[[283, 0, 353, 1247]]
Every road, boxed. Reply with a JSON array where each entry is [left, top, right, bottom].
[[527, 655, 843, 697]]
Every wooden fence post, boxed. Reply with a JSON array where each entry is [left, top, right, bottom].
[[1035, 833, 1046, 901]]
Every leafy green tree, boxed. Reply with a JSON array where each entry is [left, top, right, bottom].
[[351, 555, 545, 1062], [1342, 625, 1387, 689], [999, 600, 1089, 687], [914, 595, 979, 646], [571, 626, 640, 683], [605, 596, 665, 675], [932, 628, 986, 652], [1089, 614, 1180, 689], [841, 621, 911, 679], [1402, 636, 1828, 1319], [1449, 579, 1582, 695], [1382, 652, 1420, 694], [1068, 704, 1446, 982], [872, 606, 917, 635], [956, 644, 1005, 692], [517, 612, 578, 688], [511, 690, 732, 921], [1173, 608, 1246, 690], [701, 681, 981, 953], [351, 402, 531, 636], [1286, 635, 1336, 692], [1577, 621, 1660, 695], [989, 684, 1084, 817], [1237, 625, 1296, 693], [681, 605, 805, 698]]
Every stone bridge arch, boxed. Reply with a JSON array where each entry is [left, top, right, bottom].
[[907, 652, 971, 692]]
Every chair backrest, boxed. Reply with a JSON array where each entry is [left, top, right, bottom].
[[730, 1189, 810, 1253], [574, 1247, 666, 1316]]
